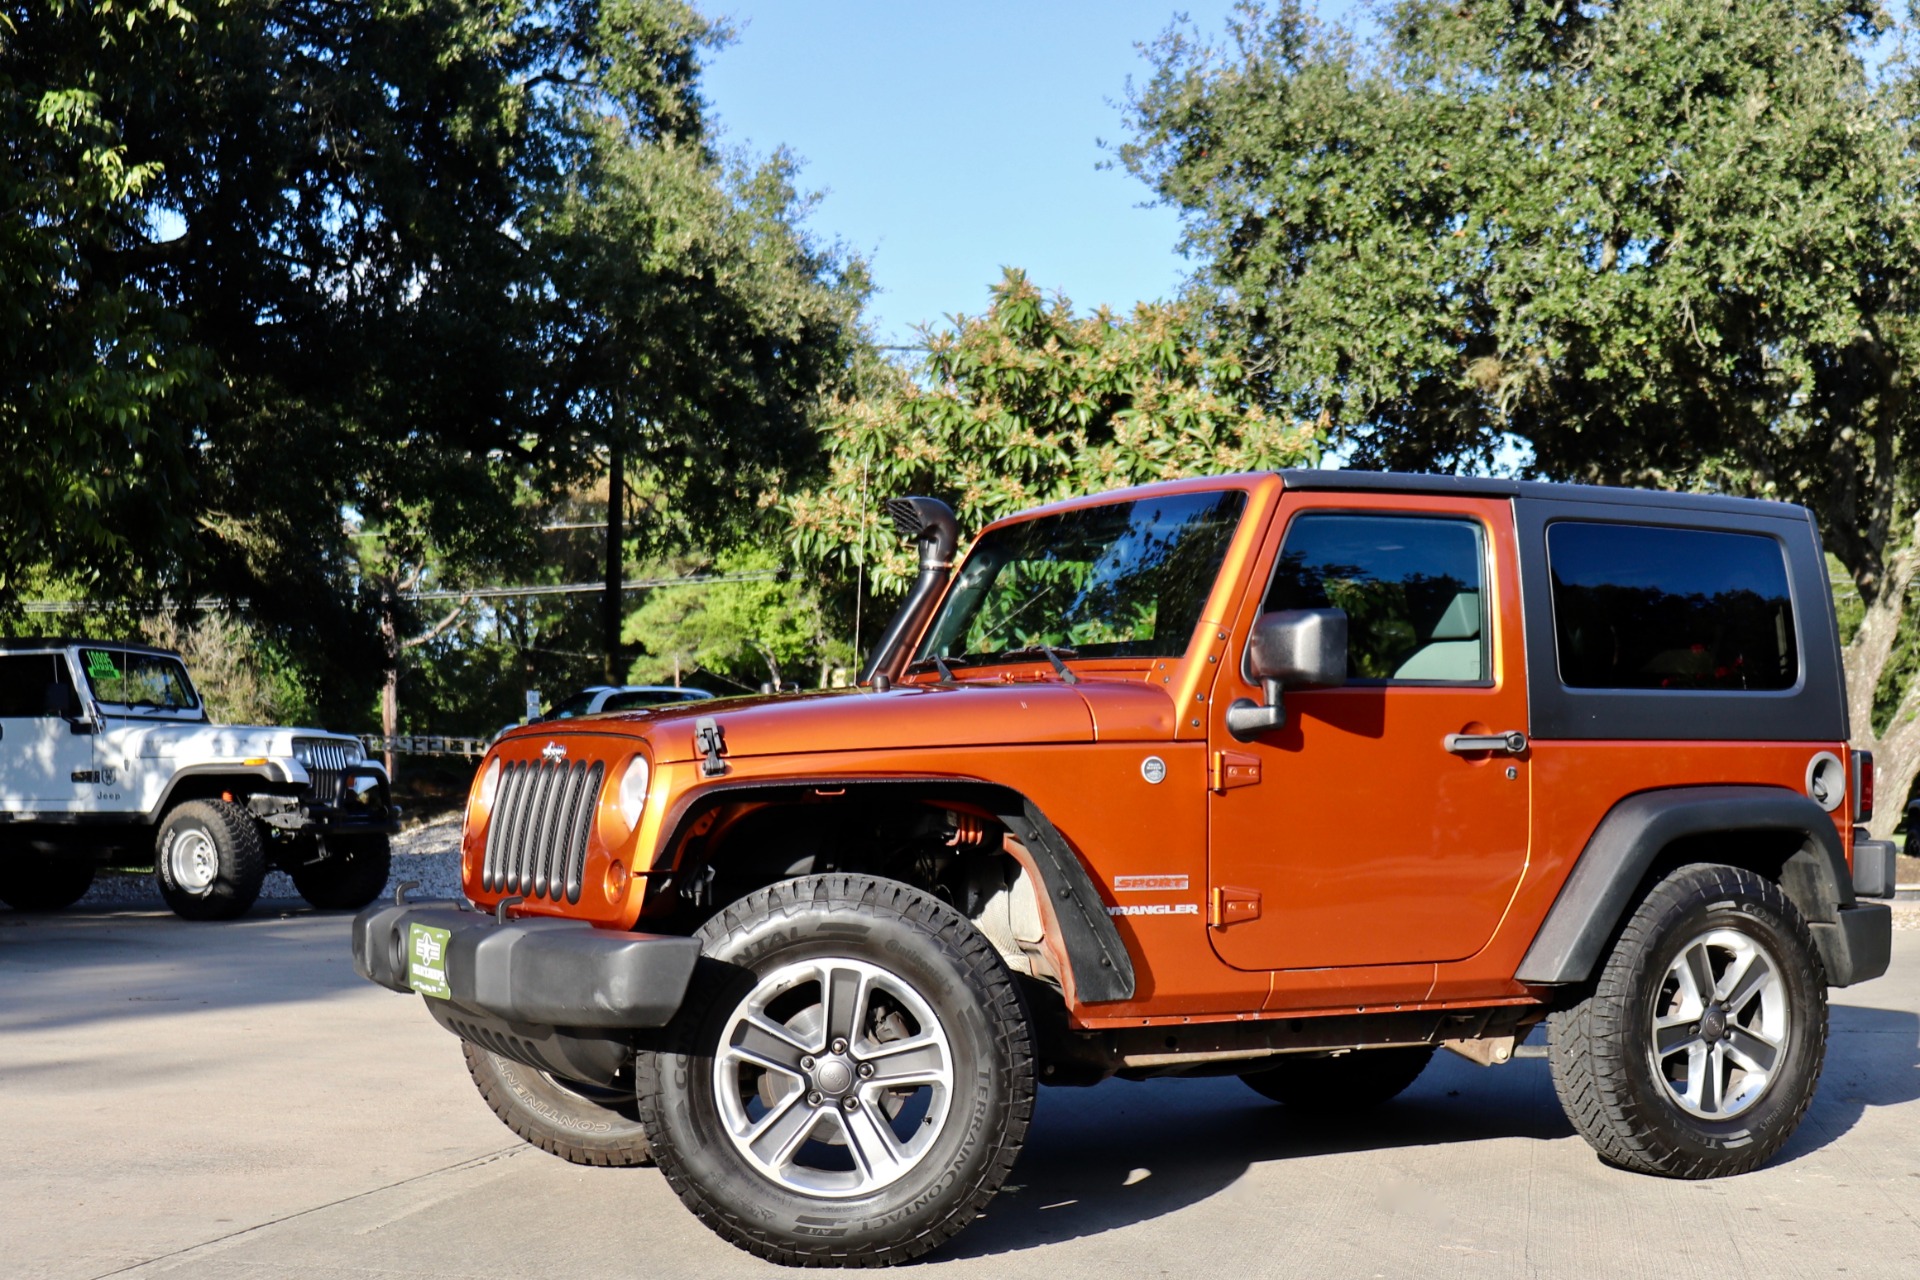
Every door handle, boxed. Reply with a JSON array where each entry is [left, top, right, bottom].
[[1445, 731, 1527, 755]]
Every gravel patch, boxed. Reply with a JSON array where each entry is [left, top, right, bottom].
[[71, 814, 468, 909]]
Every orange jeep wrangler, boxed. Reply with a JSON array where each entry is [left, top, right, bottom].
[[354, 471, 1894, 1266]]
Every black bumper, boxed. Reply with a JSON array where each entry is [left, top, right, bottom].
[[351, 901, 702, 1082], [352, 900, 700, 1025], [1811, 902, 1893, 988]]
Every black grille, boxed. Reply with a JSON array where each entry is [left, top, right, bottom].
[[482, 758, 602, 904], [296, 737, 359, 803]]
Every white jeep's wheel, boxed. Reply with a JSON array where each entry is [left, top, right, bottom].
[[289, 833, 391, 910], [154, 800, 265, 921], [637, 874, 1033, 1266]]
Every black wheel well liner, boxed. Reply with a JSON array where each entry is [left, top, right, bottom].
[[1515, 784, 1854, 986], [651, 776, 1135, 1004]]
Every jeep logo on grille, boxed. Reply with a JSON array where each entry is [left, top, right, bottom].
[[541, 741, 566, 762]]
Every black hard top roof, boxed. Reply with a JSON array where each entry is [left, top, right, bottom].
[[1278, 469, 1811, 521], [0, 638, 181, 656]]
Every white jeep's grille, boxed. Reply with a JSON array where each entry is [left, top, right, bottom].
[[295, 738, 358, 803]]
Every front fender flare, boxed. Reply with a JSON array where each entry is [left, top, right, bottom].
[[652, 776, 1135, 1004]]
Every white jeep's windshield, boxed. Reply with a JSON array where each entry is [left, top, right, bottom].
[[914, 489, 1247, 668], [79, 648, 203, 716]]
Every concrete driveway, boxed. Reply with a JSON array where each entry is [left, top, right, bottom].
[[4, 902, 1917, 1280]]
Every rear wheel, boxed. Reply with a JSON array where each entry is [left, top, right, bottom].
[[637, 874, 1033, 1267], [1547, 863, 1827, 1177], [155, 800, 264, 921], [1240, 1045, 1435, 1109], [462, 1043, 653, 1166], [289, 834, 391, 910], [0, 851, 95, 911]]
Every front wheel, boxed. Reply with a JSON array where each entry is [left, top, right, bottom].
[[462, 1043, 653, 1166], [289, 834, 391, 910], [1547, 863, 1827, 1177], [637, 874, 1034, 1267], [155, 800, 265, 921]]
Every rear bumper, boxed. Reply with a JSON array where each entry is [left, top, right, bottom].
[[1811, 902, 1893, 988], [352, 901, 700, 1026]]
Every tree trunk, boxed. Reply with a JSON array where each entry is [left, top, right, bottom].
[[378, 595, 399, 781], [1842, 520, 1920, 839]]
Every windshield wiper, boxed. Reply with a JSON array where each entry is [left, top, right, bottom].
[[1002, 643, 1081, 685], [904, 654, 966, 682]]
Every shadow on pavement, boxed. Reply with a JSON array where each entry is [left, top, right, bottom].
[[949, 1002, 1920, 1260]]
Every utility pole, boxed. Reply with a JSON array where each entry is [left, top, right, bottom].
[[604, 434, 624, 684]]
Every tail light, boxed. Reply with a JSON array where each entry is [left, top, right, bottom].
[[1852, 750, 1874, 822]]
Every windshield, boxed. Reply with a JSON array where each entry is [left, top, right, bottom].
[[915, 490, 1248, 667], [79, 648, 202, 715]]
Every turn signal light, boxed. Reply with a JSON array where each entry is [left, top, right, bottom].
[[604, 859, 631, 902]]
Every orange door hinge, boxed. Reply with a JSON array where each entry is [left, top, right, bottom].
[[1211, 885, 1262, 928], [1210, 750, 1262, 793]]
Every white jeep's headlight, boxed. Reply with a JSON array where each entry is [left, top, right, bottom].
[[616, 755, 651, 831]]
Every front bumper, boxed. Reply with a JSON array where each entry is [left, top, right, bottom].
[[351, 901, 702, 1082]]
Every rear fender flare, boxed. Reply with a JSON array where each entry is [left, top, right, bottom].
[[1515, 785, 1852, 986]]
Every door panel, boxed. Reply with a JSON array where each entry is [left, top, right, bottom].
[[1207, 495, 1530, 972], [0, 652, 93, 811]]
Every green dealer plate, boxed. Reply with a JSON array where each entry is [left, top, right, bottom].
[[407, 923, 452, 1000]]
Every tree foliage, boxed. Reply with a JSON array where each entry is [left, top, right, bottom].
[[1125, 0, 1920, 830], [788, 268, 1322, 595]]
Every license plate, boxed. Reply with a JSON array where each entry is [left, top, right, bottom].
[[407, 923, 452, 1000]]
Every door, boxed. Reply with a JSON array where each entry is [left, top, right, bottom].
[[0, 652, 94, 812], [1206, 495, 1530, 971]]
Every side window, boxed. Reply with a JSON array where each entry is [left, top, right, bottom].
[[1548, 522, 1798, 691], [0, 654, 73, 717], [1263, 514, 1488, 683]]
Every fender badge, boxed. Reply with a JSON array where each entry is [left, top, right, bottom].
[[541, 741, 566, 762], [1140, 755, 1167, 785]]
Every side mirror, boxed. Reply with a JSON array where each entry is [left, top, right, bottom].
[[1225, 608, 1347, 741]]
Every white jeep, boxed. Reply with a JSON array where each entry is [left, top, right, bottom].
[[0, 638, 398, 918]]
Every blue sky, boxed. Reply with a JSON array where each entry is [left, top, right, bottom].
[[702, 2, 1357, 346]]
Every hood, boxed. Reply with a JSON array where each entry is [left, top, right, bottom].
[[99, 722, 362, 760], [500, 679, 1178, 765]]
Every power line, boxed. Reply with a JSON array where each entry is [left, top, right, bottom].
[[18, 569, 785, 614]]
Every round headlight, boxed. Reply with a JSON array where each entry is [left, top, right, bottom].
[[617, 755, 651, 831], [477, 757, 501, 812]]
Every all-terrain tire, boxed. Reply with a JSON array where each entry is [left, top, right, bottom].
[[636, 874, 1035, 1267], [0, 854, 95, 911], [289, 834, 391, 910], [462, 1042, 653, 1166], [154, 800, 265, 921], [1240, 1044, 1436, 1109], [1547, 863, 1827, 1178]]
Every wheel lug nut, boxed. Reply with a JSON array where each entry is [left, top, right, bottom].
[[857, 1062, 875, 1078], [831, 1038, 848, 1055], [800, 1056, 815, 1071], [807, 1090, 823, 1107], [843, 1095, 860, 1112]]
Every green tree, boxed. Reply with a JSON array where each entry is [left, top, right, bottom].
[[1125, 0, 1920, 833], [788, 268, 1322, 599], [623, 548, 851, 691]]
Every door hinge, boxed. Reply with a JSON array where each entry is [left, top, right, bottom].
[[1211, 885, 1262, 928], [1209, 750, 1262, 793]]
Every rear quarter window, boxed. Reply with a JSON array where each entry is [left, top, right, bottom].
[[1548, 522, 1798, 691]]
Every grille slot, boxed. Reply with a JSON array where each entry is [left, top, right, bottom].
[[482, 758, 601, 904], [295, 737, 358, 803]]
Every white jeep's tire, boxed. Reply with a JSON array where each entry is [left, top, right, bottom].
[[154, 800, 265, 921]]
